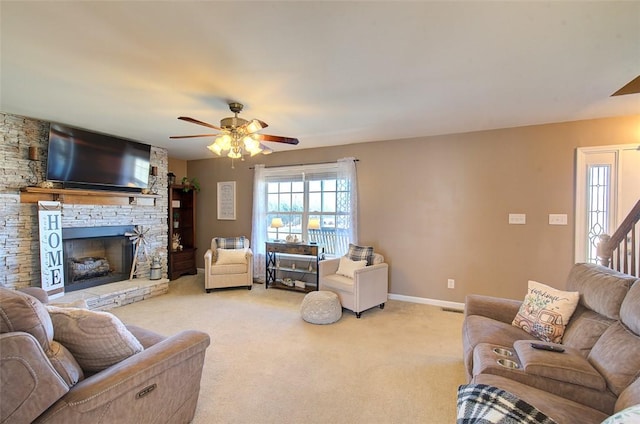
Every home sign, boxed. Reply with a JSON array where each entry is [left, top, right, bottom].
[[38, 201, 65, 297]]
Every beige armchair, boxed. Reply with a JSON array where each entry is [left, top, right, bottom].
[[204, 236, 253, 292], [319, 252, 388, 318]]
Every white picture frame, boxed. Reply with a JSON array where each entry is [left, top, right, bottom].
[[217, 181, 236, 220]]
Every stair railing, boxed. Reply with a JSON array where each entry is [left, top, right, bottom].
[[597, 198, 640, 277]]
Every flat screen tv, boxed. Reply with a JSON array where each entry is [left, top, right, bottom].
[[46, 123, 151, 192]]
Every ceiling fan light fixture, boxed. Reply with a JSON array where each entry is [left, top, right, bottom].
[[243, 135, 261, 151], [207, 143, 222, 155], [245, 119, 263, 134], [215, 134, 232, 150], [172, 102, 299, 166]]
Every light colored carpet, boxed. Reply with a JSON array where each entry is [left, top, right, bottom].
[[112, 273, 467, 423]]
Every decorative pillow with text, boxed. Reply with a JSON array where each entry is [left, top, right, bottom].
[[512, 280, 579, 343]]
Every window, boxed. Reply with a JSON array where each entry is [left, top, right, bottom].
[[266, 178, 350, 252], [252, 159, 358, 279]]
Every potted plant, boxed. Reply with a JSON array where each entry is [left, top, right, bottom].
[[181, 177, 201, 193], [173, 212, 180, 228]]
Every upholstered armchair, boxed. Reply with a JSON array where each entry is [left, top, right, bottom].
[[0, 287, 210, 424], [319, 246, 388, 318], [204, 236, 253, 292]]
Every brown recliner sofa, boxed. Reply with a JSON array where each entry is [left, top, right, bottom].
[[462, 263, 640, 423], [0, 287, 210, 424]]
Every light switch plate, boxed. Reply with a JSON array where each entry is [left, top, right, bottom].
[[549, 214, 568, 225], [509, 213, 526, 225]]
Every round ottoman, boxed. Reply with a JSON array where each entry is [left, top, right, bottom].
[[300, 290, 342, 324]]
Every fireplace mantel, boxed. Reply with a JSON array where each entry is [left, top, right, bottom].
[[20, 187, 159, 206]]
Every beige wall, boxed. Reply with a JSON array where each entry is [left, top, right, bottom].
[[168, 158, 188, 182], [184, 115, 640, 303]]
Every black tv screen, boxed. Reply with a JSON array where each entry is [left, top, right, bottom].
[[46, 123, 151, 191]]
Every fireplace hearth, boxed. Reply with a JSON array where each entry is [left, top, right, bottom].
[[62, 226, 134, 292]]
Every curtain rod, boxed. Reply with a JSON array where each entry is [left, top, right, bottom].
[[249, 158, 359, 169]]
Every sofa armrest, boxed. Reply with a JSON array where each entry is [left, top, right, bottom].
[[204, 248, 213, 273], [36, 330, 211, 423], [353, 263, 389, 301], [1, 332, 69, 424], [319, 257, 341, 278], [465, 294, 522, 324], [513, 340, 606, 391]]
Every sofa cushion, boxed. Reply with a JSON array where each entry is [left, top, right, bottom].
[[512, 340, 606, 391], [48, 340, 84, 386], [619, 280, 640, 335], [0, 287, 53, 351], [336, 256, 367, 278], [321, 273, 355, 293], [565, 263, 636, 320], [209, 262, 248, 275], [216, 248, 247, 265], [512, 280, 579, 343], [371, 253, 385, 265], [347, 243, 374, 266], [614, 374, 640, 414], [588, 321, 640, 397], [562, 304, 616, 357], [46, 306, 143, 372], [472, 374, 609, 424]]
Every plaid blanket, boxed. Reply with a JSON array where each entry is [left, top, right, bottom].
[[457, 384, 557, 424]]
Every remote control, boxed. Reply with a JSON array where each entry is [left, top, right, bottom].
[[531, 343, 565, 353]]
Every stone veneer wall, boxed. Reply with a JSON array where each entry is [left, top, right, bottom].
[[0, 113, 169, 290]]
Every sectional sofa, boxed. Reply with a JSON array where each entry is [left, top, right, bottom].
[[461, 263, 640, 423]]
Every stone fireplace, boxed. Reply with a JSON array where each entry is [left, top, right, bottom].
[[1, 113, 170, 292], [62, 226, 135, 292]]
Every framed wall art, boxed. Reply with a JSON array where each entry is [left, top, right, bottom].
[[217, 181, 236, 220]]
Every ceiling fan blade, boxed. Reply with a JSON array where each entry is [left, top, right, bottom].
[[178, 116, 222, 131], [170, 134, 218, 139], [256, 133, 299, 145]]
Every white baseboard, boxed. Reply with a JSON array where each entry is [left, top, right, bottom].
[[388, 293, 465, 311]]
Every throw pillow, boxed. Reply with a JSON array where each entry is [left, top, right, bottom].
[[216, 236, 245, 249], [347, 243, 374, 266], [216, 248, 248, 265], [336, 256, 367, 279], [512, 280, 579, 343], [46, 306, 143, 372], [601, 404, 640, 424]]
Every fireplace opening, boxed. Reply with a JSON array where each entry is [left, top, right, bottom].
[[62, 226, 134, 292]]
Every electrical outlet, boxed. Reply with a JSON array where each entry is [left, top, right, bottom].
[[448, 279, 455, 289], [549, 214, 568, 225], [508, 213, 526, 225]]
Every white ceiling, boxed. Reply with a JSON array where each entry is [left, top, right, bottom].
[[1, 1, 639, 160]]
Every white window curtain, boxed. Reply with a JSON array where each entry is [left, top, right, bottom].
[[337, 157, 358, 246], [251, 158, 358, 280], [252, 164, 268, 280]]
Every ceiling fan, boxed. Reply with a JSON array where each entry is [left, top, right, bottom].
[[170, 102, 299, 162]]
